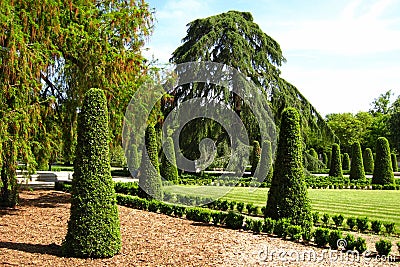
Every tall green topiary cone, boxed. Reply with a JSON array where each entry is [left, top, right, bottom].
[[372, 137, 394, 185], [329, 143, 343, 178], [63, 88, 121, 258], [363, 148, 374, 173], [254, 140, 273, 184], [391, 153, 398, 172], [250, 140, 261, 175], [161, 137, 178, 183], [139, 125, 163, 199], [127, 143, 140, 172], [349, 141, 365, 182], [265, 108, 312, 229], [342, 153, 350, 171], [322, 152, 328, 167], [327, 150, 332, 170]]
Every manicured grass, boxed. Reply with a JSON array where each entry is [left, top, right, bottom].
[[164, 185, 400, 228]]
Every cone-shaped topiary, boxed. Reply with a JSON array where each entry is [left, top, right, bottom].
[[127, 143, 140, 172], [329, 143, 343, 178], [161, 137, 179, 182], [322, 152, 328, 167], [372, 137, 394, 185], [363, 148, 374, 173], [62, 88, 121, 258], [139, 125, 163, 199], [255, 140, 273, 184], [250, 140, 261, 175], [391, 153, 398, 172], [349, 141, 365, 182], [342, 153, 350, 171], [265, 108, 312, 229]]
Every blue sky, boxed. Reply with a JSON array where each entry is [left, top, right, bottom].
[[142, 0, 400, 116]]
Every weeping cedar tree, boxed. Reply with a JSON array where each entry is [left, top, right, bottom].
[[160, 137, 179, 182], [349, 142, 366, 182], [363, 148, 374, 173], [139, 125, 163, 200], [265, 108, 312, 229], [251, 140, 261, 175], [391, 153, 398, 172], [342, 153, 350, 171], [63, 89, 121, 258], [372, 137, 394, 185], [329, 144, 343, 178], [254, 140, 273, 184]]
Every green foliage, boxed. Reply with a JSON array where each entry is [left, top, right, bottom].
[[266, 108, 312, 229], [346, 217, 356, 230], [391, 153, 398, 172], [384, 222, 396, 235], [329, 143, 343, 178], [225, 211, 244, 230], [62, 89, 121, 258], [287, 225, 303, 241], [314, 228, 330, 247], [349, 142, 366, 182], [375, 239, 392, 256], [332, 214, 344, 228], [262, 218, 276, 234], [250, 141, 261, 175], [255, 140, 273, 184], [309, 148, 318, 159], [139, 125, 162, 200], [372, 137, 394, 185], [345, 233, 356, 250], [312, 212, 320, 225], [186, 207, 212, 223], [127, 143, 140, 172], [322, 152, 328, 166], [160, 137, 178, 182], [371, 220, 383, 234], [322, 213, 331, 227], [342, 153, 350, 171], [110, 145, 127, 167], [356, 217, 369, 232], [363, 148, 374, 173], [273, 218, 291, 238], [328, 230, 342, 249], [236, 202, 245, 213], [354, 237, 367, 253]]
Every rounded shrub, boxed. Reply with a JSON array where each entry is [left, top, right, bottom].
[[346, 217, 356, 230], [160, 137, 178, 182], [250, 140, 261, 175], [363, 148, 374, 173], [329, 143, 343, 178], [139, 125, 163, 199], [328, 230, 343, 249], [265, 108, 312, 230], [372, 137, 394, 185], [314, 227, 330, 248], [332, 214, 344, 228], [375, 239, 392, 256], [349, 141, 365, 182], [371, 220, 383, 234], [62, 88, 121, 258], [342, 153, 350, 171], [355, 237, 367, 253], [391, 153, 398, 172]]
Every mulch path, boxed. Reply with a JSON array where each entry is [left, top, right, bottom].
[[0, 190, 398, 266]]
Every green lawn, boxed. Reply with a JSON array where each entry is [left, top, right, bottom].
[[164, 185, 400, 228]]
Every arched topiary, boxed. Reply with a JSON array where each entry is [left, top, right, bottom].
[[329, 143, 343, 178], [139, 125, 163, 199], [372, 137, 394, 185], [349, 141, 365, 182], [255, 140, 273, 184], [363, 148, 374, 173], [342, 153, 350, 171], [265, 108, 312, 229], [391, 153, 398, 172], [250, 140, 261, 175], [63, 88, 121, 258], [161, 137, 179, 183]]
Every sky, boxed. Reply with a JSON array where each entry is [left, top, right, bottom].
[[142, 0, 400, 117]]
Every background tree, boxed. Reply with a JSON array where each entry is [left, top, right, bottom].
[[349, 141, 366, 182], [0, 0, 153, 206], [62, 89, 121, 258], [169, 11, 335, 159], [322, 152, 328, 167], [363, 148, 374, 173], [391, 153, 398, 172], [265, 108, 312, 229], [342, 153, 350, 171], [160, 137, 179, 183], [372, 137, 394, 185], [389, 95, 400, 152], [329, 144, 343, 178], [250, 141, 261, 175], [139, 125, 162, 199], [254, 140, 273, 184]]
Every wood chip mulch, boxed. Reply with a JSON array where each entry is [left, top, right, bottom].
[[0, 190, 398, 266]]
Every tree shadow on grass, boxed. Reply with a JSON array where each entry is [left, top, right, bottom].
[[0, 241, 62, 256]]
